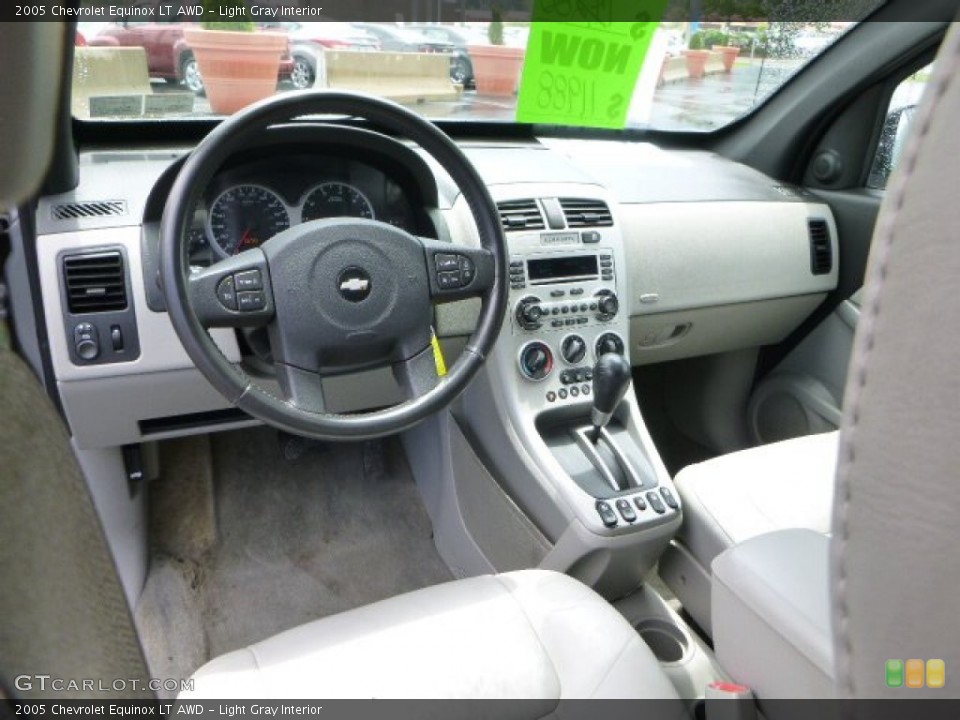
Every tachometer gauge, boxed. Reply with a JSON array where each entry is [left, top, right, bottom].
[[301, 182, 375, 222], [208, 185, 290, 257]]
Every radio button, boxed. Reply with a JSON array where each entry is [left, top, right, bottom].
[[570, 287, 585, 296]]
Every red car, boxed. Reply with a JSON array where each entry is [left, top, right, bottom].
[[88, 22, 295, 94]]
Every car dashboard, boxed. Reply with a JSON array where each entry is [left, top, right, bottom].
[[28, 124, 839, 450]]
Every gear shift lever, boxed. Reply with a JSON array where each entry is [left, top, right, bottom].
[[590, 353, 632, 442]]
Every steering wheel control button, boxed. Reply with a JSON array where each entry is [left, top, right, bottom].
[[660, 487, 679, 510], [216, 276, 238, 310], [646, 491, 667, 515], [435, 253, 459, 272], [596, 501, 618, 528], [234, 269, 262, 291], [458, 256, 476, 286], [561, 335, 587, 365], [337, 267, 373, 302], [73, 323, 100, 361], [616, 498, 637, 523], [237, 291, 266, 312], [519, 341, 553, 381], [437, 271, 462, 290]]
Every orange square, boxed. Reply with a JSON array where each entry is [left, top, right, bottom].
[[906, 659, 925, 688], [927, 659, 945, 689]]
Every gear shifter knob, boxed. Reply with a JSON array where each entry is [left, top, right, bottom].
[[591, 352, 632, 439]]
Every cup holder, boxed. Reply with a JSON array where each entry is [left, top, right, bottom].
[[635, 618, 689, 664]]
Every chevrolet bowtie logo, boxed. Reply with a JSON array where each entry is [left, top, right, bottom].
[[340, 278, 369, 293], [337, 267, 372, 302]]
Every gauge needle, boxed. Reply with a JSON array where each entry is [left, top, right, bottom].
[[240, 228, 254, 249]]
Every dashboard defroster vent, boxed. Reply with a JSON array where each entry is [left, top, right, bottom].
[[497, 199, 545, 232], [559, 198, 613, 228], [52, 200, 127, 220], [63, 251, 129, 314], [808, 219, 832, 275]]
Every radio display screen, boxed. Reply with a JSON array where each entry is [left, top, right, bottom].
[[527, 255, 598, 282]]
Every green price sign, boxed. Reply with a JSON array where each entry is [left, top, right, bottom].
[[516, 1, 668, 128]]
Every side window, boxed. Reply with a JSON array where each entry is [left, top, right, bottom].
[[867, 64, 933, 189]]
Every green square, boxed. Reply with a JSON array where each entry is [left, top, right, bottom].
[[886, 659, 904, 687]]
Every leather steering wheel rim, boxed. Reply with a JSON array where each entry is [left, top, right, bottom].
[[160, 91, 507, 440]]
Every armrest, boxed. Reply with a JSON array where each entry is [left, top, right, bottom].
[[711, 528, 835, 699]]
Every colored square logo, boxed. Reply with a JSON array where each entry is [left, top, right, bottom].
[[927, 659, 946, 689], [886, 659, 904, 688], [906, 659, 925, 688]]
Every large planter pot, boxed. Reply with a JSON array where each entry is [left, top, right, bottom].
[[183, 28, 286, 114], [683, 49, 710, 80], [468, 45, 525, 96], [713, 45, 741, 73]]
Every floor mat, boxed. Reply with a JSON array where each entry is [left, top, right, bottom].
[[138, 427, 452, 682]]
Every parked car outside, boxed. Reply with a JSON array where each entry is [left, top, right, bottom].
[[406, 24, 476, 88], [87, 22, 295, 95], [352, 23, 471, 86]]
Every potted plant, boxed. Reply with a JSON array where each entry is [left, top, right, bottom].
[[468, 6, 525, 97], [710, 33, 741, 73], [183, 1, 286, 114], [683, 32, 710, 80]]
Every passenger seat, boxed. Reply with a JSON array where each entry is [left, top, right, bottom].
[[658, 430, 839, 634]]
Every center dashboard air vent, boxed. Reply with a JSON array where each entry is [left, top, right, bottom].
[[62, 251, 129, 314], [497, 199, 546, 232], [808, 219, 832, 275], [559, 198, 613, 228]]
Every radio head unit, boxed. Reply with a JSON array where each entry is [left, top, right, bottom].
[[527, 254, 599, 284]]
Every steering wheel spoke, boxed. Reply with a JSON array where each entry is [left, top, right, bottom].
[[393, 344, 441, 399], [187, 250, 275, 328], [275, 363, 327, 414], [420, 238, 496, 303]]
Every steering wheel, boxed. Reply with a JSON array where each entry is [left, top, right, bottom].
[[160, 92, 507, 440]]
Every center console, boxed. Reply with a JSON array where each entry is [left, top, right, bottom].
[[433, 183, 683, 598]]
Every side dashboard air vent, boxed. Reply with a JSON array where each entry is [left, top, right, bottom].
[[808, 219, 832, 275], [559, 198, 613, 228], [497, 199, 545, 232], [63, 251, 129, 314], [52, 200, 127, 221]]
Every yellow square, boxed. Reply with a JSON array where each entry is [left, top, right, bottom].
[[906, 659, 925, 688], [927, 659, 945, 689]]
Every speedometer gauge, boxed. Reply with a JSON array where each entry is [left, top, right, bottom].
[[208, 185, 290, 257], [301, 183, 375, 222]]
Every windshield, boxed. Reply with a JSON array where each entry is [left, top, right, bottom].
[[72, 15, 868, 132]]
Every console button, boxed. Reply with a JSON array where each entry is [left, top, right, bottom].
[[216, 276, 238, 310], [660, 487, 679, 510], [596, 333, 625, 357], [582, 384, 591, 396], [646, 491, 666, 514], [110, 325, 124, 352], [519, 342, 553, 381], [570, 386, 580, 397], [516, 296, 544, 330], [561, 335, 587, 365], [546, 391, 557, 403], [581, 231, 601, 244], [74, 322, 100, 361], [634, 496, 647, 511], [616, 499, 637, 523], [596, 501, 618, 528], [237, 291, 266, 312], [558, 388, 568, 399], [550, 290, 565, 298], [234, 269, 262, 291], [570, 287, 585, 296]]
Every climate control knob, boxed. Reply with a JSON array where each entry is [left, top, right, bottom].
[[561, 335, 587, 365], [595, 290, 619, 321], [519, 341, 554, 381], [515, 296, 544, 330], [596, 333, 625, 358]]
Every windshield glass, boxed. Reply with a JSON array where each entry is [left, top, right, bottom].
[[72, 10, 873, 132]]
